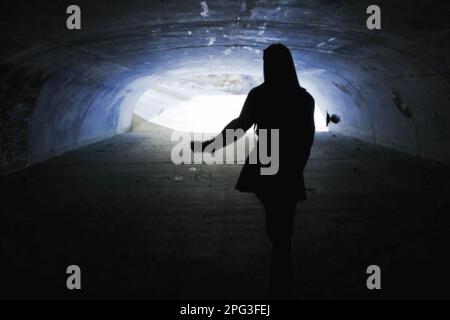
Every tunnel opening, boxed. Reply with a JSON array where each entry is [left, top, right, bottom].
[[131, 73, 329, 134], [2, 0, 450, 300]]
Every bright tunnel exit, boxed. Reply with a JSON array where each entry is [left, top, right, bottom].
[[133, 73, 329, 133]]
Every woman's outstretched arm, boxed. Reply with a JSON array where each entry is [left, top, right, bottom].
[[191, 90, 256, 152]]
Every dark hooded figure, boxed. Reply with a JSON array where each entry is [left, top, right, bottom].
[[192, 44, 315, 298]]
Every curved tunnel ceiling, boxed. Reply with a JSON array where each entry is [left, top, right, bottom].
[[0, 0, 449, 172]]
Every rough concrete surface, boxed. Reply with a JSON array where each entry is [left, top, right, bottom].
[[1, 124, 449, 299]]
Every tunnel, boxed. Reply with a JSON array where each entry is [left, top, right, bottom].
[[1, 0, 450, 300]]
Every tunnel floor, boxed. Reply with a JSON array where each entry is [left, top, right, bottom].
[[1, 124, 450, 299]]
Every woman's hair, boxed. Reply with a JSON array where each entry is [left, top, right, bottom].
[[263, 43, 300, 88]]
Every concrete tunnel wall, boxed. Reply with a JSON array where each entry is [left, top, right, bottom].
[[1, 0, 449, 174]]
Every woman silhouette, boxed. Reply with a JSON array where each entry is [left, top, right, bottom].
[[192, 44, 315, 298]]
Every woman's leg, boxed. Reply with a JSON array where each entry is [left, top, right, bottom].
[[257, 192, 298, 296]]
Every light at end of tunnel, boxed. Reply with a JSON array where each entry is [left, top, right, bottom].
[[136, 93, 328, 133], [148, 94, 244, 133]]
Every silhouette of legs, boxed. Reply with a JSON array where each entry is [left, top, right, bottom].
[[256, 192, 298, 299]]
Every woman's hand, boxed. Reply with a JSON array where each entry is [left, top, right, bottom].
[[326, 112, 341, 126]]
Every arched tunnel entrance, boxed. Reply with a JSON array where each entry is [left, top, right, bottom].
[[1, 0, 450, 300], [131, 71, 329, 134]]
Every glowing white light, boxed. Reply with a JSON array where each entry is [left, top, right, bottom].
[[315, 104, 328, 132], [136, 93, 328, 133], [149, 94, 244, 133]]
